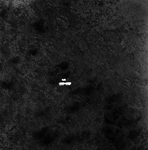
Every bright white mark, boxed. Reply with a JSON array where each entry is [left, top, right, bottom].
[[62, 79, 66, 81], [59, 82, 72, 86], [59, 79, 71, 86]]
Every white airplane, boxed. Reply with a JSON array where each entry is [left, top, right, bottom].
[[59, 79, 72, 86]]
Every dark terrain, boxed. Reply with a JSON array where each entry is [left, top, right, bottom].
[[0, 0, 148, 150]]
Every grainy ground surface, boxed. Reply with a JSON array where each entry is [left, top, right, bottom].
[[0, 0, 148, 150]]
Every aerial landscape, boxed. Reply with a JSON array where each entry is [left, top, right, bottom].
[[0, 0, 148, 150]]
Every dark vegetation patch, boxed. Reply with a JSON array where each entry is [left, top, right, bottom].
[[0, 7, 8, 19], [69, 82, 96, 96], [31, 18, 47, 34], [60, 70, 71, 79], [0, 78, 14, 90], [56, 61, 70, 71], [127, 127, 142, 143], [32, 126, 60, 146], [61, 133, 76, 145], [64, 101, 81, 114], [0, 2, 10, 20], [77, 130, 91, 142], [27, 47, 38, 57], [61, 129, 91, 145], [8, 56, 21, 65], [103, 92, 143, 149], [68, 87, 83, 95]]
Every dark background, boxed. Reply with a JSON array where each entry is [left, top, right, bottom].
[[0, 0, 148, 150]]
